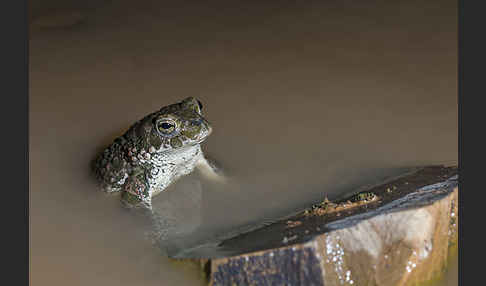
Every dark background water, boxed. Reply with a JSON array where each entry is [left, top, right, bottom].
[[29, 0, 457, 285]]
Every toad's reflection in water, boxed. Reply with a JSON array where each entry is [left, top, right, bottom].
[[149, 175, 203, 248]]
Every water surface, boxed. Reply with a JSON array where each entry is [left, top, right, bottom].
[[30, 0, 457, 285]]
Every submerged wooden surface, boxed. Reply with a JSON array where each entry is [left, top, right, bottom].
[[175, 166, 458, 286]]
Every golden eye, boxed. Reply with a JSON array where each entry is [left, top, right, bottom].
[[156, 119, 176, 134]]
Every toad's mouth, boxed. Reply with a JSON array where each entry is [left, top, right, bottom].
[[196, 119, 212, 143], [195, 129, 212, 144], [196, 126, 213, 144]]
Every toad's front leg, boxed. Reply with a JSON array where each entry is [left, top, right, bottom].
[[120, 171, 153, 210], [195, 155, 227, 184]]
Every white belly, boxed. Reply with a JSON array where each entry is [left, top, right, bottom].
[[148, 145, 203, 197]]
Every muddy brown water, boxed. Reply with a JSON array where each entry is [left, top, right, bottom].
[[30, 0, 457, 285]]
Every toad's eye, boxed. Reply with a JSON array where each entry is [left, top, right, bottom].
[[156, 119, 176, 134], [161, 123, 173, 129], [197, 100, 203, 111]]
